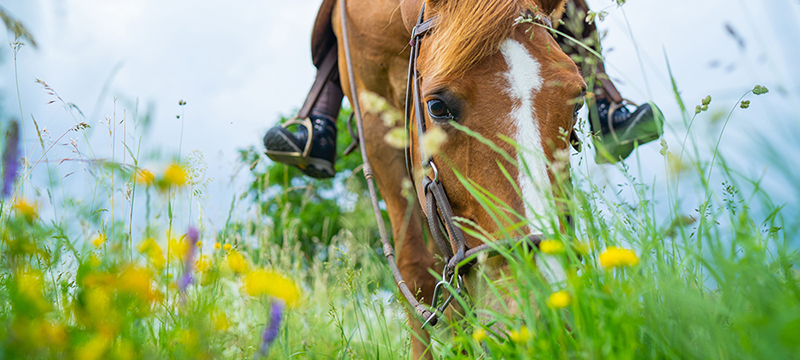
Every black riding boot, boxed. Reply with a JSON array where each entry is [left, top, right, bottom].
[[590, 97, 664, 164], [263, 113, 338, 178]]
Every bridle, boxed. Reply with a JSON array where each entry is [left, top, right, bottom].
[[340, 0, 551, 327]]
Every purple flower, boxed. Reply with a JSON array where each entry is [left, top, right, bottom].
[[259, 301, 285, 356], [177, 272, 194, 291], [2, 121, 20, 199], [179, 225, 199, 292]]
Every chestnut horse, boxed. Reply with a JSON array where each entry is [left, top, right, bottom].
[[330, 0, 585, 357]]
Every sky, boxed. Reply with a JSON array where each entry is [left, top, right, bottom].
[[1, 0, 799, 238]]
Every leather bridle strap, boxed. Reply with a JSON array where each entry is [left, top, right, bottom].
[[342, 0, 549, 328], [446, 234, 542, 275], [339, 0, 437, 325]]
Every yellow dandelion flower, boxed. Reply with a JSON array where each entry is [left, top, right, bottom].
[[88, 254, 101, 267], [214, 242, 221, 250], [547, 290, 571, 309], [16, 270, 49, 313], [195, 255, 211, 273], [509, 326, 531, 343], [138, 238, 165, 269], [14, 199, 38, 221], [211, 311, 230, 331], [196, 241, 203, 248], [539, 240, 564, 255], [163, 164, 187, 187], [92, 233, 106, 248], [168, 237, 189, 261], [242, 269, 300, 306], [117, 266, 155, 301], [598, 246, 639, 269], [136, 169, 155, 185], [75, 334, 111, 360], [226, 250, 248, 274], [223, 243, 232, 251], [472, 328, 487, 342]]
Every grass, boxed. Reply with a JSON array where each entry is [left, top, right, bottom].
[[1, 8, 799, 360]]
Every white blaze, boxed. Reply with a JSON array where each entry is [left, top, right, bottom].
[[499, 39, 565, 285]]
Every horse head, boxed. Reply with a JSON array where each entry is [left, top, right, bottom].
[[402, 0, 586, 316]]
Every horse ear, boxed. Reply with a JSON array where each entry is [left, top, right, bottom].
[[536, 0, 568, 16]]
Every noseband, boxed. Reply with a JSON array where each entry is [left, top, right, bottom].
[[341, 0, 549, 327]]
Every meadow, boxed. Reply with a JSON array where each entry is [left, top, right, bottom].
[[2, 4, 800, 360]]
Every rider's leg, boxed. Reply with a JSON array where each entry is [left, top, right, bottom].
[[263, 47, 343, 178], [556, 0, 663, 164]]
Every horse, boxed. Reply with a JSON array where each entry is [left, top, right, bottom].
[[327, 0, 586, 357]]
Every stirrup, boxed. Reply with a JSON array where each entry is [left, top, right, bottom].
[[264, 116, 315, 169], [605, 98, 638, 145], [287, 117, 314, 158]]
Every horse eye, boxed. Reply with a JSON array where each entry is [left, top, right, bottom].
[[573, 98, 584, 116], [427, 99, 453, 120]]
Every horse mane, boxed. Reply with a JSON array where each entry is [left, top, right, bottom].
[[424, 0, 566, 81]]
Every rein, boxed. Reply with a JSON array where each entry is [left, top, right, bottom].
[[340, 0, 547, 327]]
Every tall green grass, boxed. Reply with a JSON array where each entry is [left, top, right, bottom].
[[1, 6, 798, 360]]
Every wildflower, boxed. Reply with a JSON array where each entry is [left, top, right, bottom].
[[14, 199, 38, 221], [260, 301, 285, 356], [214, 242, 221, 250], [243, 269, 300, 306], [75, 334, 111, 360], [472, 328, 487, 342], [547, 290, 571, 309], [539, 240, 564, 255], [178, 226, 199, 292], [163, 163, 187, 187], [92, 233, 106, 248], [212, 311, 230, 331], [117, 266, 155, 302], [2, 121, 20, 199], [383, 127, 407, 149], [509, 326, 530, 343], [421, 126, 447, 156], [196, 241, 203, 248], [136, 169, 155, 185], [138, 238, 165, 269], [15, 270, 49, 313], [167, 231, 190, 260], [598, 246, 639, 269], [359, 91, 391, 116], [88, 253, 102, 268], [223, 243, 232, 251], [195, 255, 211, 272], [226, 250, 248, 274], [85, 288, 111, 318]]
